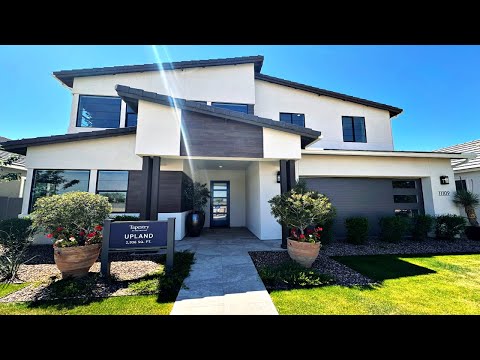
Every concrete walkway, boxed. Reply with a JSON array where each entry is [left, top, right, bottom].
[[170, 228, 282, 315]]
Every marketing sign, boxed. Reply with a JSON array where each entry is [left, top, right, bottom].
[[109, 221, 168, 249]]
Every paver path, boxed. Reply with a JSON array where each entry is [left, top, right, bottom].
[[171, 228, 282, 315]]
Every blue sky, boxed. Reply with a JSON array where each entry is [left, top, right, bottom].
[[0, 45, 478, 151]]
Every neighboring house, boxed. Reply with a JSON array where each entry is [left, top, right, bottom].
[[2, 55, 476, 244], [436, 139, 480, 218]]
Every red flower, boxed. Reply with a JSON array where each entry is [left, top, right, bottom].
[[306, 229, 313, 234], [299, 234, 305, 239], [79, 231, 85, 236], [95, 225, 103, 231], [56, 227, 64, 232], [319, 227, 323, 231], [46, 233, 53, 238], [87, 232, 96, 238]]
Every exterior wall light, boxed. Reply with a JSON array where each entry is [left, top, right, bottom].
[[440, 175, 449, 185], [277, 171, 281, 183]]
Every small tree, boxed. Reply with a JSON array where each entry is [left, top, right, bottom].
[[184, 181, 211, 213], [453, 190, 479, 226], [0, 154, 21, 182], [269, 189, 335, 241]]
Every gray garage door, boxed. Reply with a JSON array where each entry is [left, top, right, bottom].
[[303, 177, 424, 238]]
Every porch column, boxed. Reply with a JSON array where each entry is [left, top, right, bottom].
[[140, 157, 153, 220], [149, 157, 161, 220], [280, 160, 296, 249]]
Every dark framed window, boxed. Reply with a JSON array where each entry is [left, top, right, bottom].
[[394, 195, 418, 203], [29, 170, 90, 212], [279, 113, 305, 127], [97, 171, 129, 213], [77, 95, 121, 128], [392, 180, 416, 189], [126, 104, 138, 127], [455, 180, 467, 191], [342, 116, 367, 142], [395, 209, 419, 217], [211, 102, 248, 113]]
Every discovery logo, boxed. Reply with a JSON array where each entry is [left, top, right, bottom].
[[129, 225, 149, 232]]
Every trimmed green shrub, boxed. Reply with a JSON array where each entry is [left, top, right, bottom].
[[318, 217, 335, 244], [411, 214, 434, 241], [112, 215, 140, 221], [435, 214, 466, 240], [345, 217, 369, 244], [0, 218, 33, 244], [379, 216, 410, 243]]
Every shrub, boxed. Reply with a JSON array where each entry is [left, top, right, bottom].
[[379, 216, 410, 243], [0, 229, 34, 283], [31, 191, 112, 247], [112, 215, 141, 221], [411, 214, 434, 241], [258, 260, 334, 290], [435, 214, 466, 240], [345, 217, 369, 244], [0, 218, 33, 245]]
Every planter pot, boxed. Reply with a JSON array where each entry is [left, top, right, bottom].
[[287, 238, 321, 268], [465, 226, 480, 241], [186, 211, 205, 237], [54, 243, 101, 279]]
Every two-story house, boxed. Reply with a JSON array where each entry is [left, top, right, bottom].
[[2, 55, 474, 244]]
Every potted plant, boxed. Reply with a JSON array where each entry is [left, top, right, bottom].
[[269, 187, 335, 268], [453, 189, 480, 240], [184, 181, 211, 237], [31, 191, 112, 278]]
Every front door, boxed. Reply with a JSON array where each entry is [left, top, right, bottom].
[[210, 181, 230, 228]]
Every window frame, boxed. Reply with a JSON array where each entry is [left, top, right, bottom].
[[342, 116, 367, 143], [125, 104, 138, 127], [76, 95, 122, 129], [29, 169, 91, 213], [279, 112, 305, 127], [96, 170, 130, 213], [211, 102, 249, 114]]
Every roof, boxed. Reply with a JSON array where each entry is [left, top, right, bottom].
[[1, 127, 136, 155], [115, 84, 321, 147], [302, 148, 476, 160], [53, 55, 265, 88], [255, 74, 403, 118], [0, 136, 26, 167], [436, 139, 480, 171]]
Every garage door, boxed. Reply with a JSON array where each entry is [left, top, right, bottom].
[[303, 177, 424, 238]]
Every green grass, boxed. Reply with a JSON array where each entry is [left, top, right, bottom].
[[269, 254, 480, 314], [0, 250, 194, 315], [0, 283, 29, 298]]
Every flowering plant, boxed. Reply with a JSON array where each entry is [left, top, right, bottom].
[[290, 227, 323, 243], [48, 225, 103, 248]]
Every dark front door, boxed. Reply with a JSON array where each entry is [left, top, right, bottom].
[[210, 181, 230, 228]]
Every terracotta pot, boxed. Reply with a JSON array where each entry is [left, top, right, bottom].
[[54, 243, 101, 279], [287, 238, 321, 268]]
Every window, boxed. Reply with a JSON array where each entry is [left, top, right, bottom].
[[126, 104, 138, 127], [392, 180, 416, 189], [77, 95, 121, 128], [342, 116, 367, 142], [97, 171, 129, 213], [395, 209, 419, 217], [211, 102, 248, 113], [394, 195, 418, 203], [30, 170, 90, 212], [279, 112, 305, 127], [455, 180, 467, 191]]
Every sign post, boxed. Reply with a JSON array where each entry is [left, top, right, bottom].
[[100, 218, 176, 277]]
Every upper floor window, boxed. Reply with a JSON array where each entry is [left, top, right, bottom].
[[126, 104, 138, 127], [280, 112, 305, 127], [211, 102, 248, 113], [77, 95, 121, 128], [342, 116, 366, 143]]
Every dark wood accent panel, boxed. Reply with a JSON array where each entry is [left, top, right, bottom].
[[181, 172, 193, 212], [150, 157, 161, 218], [180, 110, 263, 158], [126, 170, 146, 214]]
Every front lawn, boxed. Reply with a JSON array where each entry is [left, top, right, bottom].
[[0, 283, 29, 298], [269, 254, 480, 315]]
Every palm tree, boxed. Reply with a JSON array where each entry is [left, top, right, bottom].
[[453, 190, 480, 226]]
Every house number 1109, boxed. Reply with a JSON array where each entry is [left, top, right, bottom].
[[438, 191, 450, 196]]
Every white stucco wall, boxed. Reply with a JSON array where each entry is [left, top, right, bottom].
[[192, 169, 246, 228], [246, 162, 261, 238], [263, 128, 301, 159], [258, 161, 282, 240], [454, 169, 480, 218], [255, 79, 394, 151], [157, 210, 190, 240], [299, 154, 459, 216]]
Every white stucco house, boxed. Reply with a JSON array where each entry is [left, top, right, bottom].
[[1, 55, 476, 245], [0, 136, 26, 198], [436, 139, 480, 218]]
